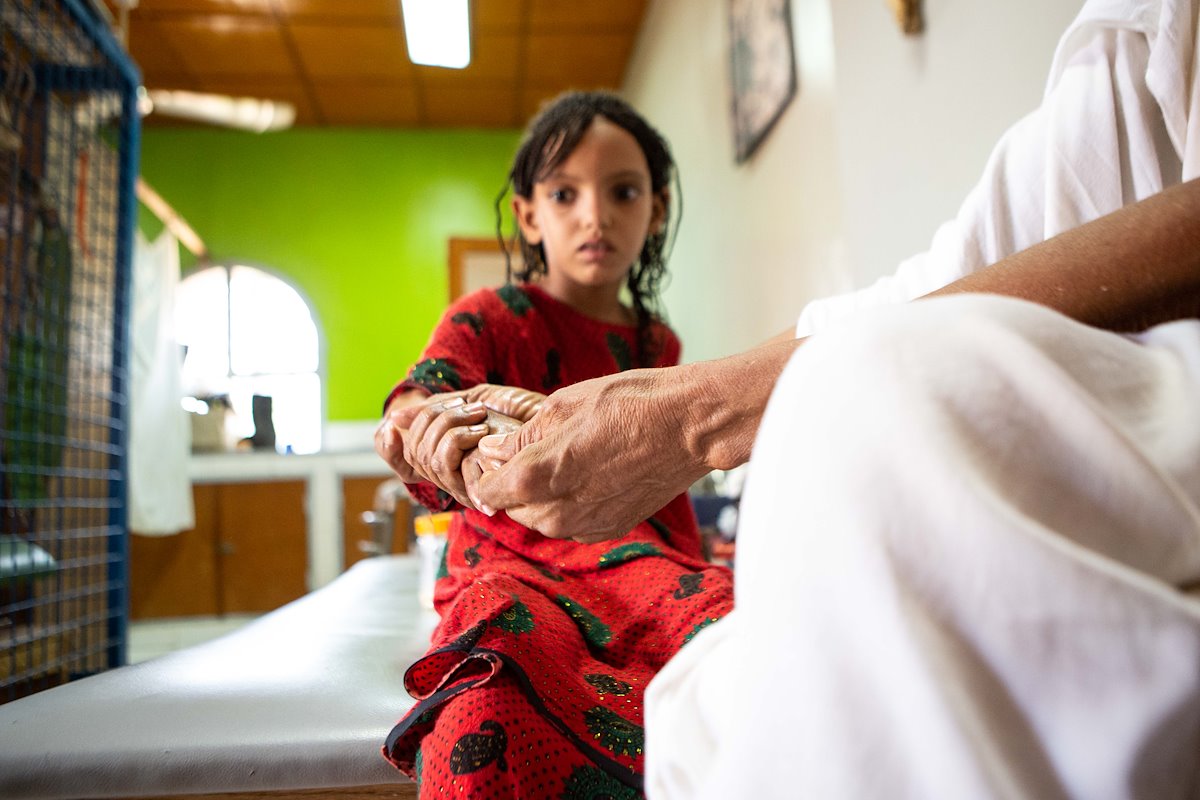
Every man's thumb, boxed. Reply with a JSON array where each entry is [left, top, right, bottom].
[[478, 432, 515, 460], [478, 419, 540, 461]]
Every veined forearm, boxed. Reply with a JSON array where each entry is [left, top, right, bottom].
[[673, 182, 1200, 475], [679, 338, 804, 471], [928, 178, 1200, 331]]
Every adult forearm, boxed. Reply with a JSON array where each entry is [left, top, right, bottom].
[[928, 177, 1200, 330], [679, 337, 804, 471], [471, 340, 801, 540], [678, 179, 1200, 473]]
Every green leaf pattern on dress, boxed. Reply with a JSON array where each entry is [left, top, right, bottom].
[[598, 541, 662, 568], [491, 597, 535, 634], [555, 595, 612, 648], [584, 706, 644, 757]]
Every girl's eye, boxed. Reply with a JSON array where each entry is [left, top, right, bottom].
[[614, 185, 642, 202], [548, 187, 574, 203]]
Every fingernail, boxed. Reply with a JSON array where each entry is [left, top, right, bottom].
[[479, 434, 505, 447], [468, 423, 488, 433], [382, 427, 395, 447], [464, 401, 485, 413], [480, 503, 496, 517], [443, 397, 465, 408]]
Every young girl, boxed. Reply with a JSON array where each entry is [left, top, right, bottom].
[[376, 91, 733, 799]]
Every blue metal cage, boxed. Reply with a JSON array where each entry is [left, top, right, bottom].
[[1, 0, 139, 702]]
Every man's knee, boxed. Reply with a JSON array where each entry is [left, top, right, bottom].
[[777, 294, 1057, 414]]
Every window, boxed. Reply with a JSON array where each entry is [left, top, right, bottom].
[[175, 264, 321, 454]]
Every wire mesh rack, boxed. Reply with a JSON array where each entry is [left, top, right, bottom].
[[0, 0, 139, 703]]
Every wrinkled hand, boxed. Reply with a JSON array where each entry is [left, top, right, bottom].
[[374, 393, 427, 484], [459, 383, 545, 423], [374, 384, 545, 508], [474, 368, 712, 542]]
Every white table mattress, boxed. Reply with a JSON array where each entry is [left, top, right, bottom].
[[0, 554, 435, 799]]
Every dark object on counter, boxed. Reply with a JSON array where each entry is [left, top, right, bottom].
[[249, 394, 277, 451]]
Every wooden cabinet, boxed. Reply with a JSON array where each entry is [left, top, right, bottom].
[[129, 480, 308, 620]]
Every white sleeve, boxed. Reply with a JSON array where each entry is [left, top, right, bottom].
[[796, 18, 1179, 339], [796, 107, 1052, 338]]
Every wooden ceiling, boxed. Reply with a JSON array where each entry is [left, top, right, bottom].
[[102, 0, 650, 129]]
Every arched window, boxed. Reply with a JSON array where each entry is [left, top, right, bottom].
[[175, 264, 321, 454]]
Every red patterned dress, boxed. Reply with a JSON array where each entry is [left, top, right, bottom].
[[382, 283, 733, 799]]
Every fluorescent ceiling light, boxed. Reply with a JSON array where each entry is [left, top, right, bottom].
[[144, 90, 296, 133], [401, 0, 471, 69]]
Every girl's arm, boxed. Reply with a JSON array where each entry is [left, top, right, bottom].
[[375, 290, 519, 509]]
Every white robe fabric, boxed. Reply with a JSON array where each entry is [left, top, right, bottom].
[[646, 0, 1200, 796], [647, 297, 1200, 799]]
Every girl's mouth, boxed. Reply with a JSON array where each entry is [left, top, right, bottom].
[[578, 239, 613, 259]]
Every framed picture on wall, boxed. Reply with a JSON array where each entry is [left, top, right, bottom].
[[448, 237, 522, 301], [729, 0, 798, 164]]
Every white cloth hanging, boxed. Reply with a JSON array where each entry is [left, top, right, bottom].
[[128, 228, 194, 536]]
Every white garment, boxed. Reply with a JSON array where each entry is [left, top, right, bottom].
[[796, 0, 1200, 338], [646, 296, 1200, 799], [648, 0, 1200, 796], [128, 229, 195, 535]]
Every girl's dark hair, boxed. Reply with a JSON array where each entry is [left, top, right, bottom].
[[495, 90, 680, 368]]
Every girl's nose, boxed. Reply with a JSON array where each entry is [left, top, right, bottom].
[[579, 190, 612, 230]]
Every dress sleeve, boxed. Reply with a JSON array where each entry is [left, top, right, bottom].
[[656, 324, 682, 368], [382, 291, 502, 512], [388, 293, 497, 402]]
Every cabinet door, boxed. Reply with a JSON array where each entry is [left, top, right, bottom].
[[216, 480, 308, 614], [342, 476, 411, 572], [128, 484, 220, 620]]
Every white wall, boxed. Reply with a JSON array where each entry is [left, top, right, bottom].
[[831, 0, 1080, 284], [623, 0, 1083, 362], [625, 0, 846, 361]]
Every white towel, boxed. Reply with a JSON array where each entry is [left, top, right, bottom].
[[128, 229, 195, 536]]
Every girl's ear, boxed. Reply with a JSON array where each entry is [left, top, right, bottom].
[[512, 195, 542, 245], [649, 188, 669, 236]]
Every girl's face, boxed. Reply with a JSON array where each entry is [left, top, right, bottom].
[[513, 116, 666, 303]]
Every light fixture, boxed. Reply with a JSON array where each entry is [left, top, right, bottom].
[[143, 89, 297, 133], [400, 0, 471, 69]]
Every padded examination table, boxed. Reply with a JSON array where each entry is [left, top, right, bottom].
[[0, 554, 435, 799]]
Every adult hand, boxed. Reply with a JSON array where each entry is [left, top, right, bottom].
[[374, 391, 431, 484], [473, 368, 711, 541], [473, 341, 802, 541], [404, 404, 523, 508], [375, 384, 545, 507], [471, 383, 544, 419]]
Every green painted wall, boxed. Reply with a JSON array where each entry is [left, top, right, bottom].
[[138, 128, 520, 421]]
